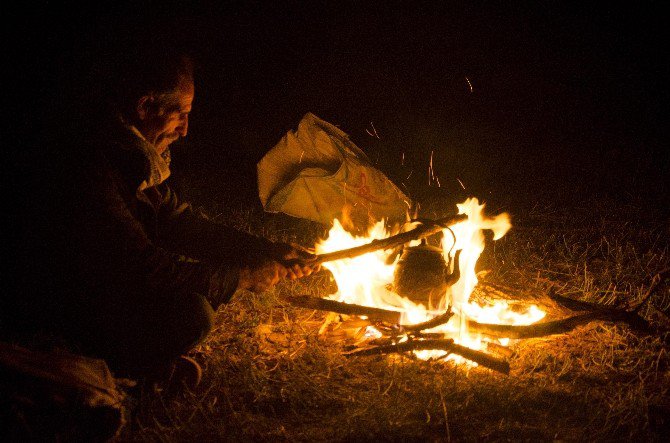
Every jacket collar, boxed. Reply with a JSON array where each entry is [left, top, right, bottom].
[[110, 117, 172, 192]]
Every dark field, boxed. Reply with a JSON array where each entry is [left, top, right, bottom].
[[6, 1, 670, 441]]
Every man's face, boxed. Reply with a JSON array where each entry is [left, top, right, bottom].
[[138, 77, 194, 155]]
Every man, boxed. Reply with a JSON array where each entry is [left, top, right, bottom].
[[6, 44, 315, 381]]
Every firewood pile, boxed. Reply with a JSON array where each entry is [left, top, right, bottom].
[[286, 273, 661, 375], [284, 213, 662, 375]]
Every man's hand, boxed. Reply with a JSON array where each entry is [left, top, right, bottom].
[[238, 260, 287, 293], [272, 242, 321, 280], [237, 243, 321, 293]]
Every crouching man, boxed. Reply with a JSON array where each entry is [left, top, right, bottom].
[[8, 42, 316, 383]]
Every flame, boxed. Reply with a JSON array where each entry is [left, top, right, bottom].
[[315, 198, 545, 363]]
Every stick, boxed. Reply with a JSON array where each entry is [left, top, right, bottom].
[[289, 296, 457, 333], [312, 214, 467, 265], [466, 309, 649, 339], [448, 343, 511, 375], [288, 296, 403, 324], [343, 339, 510, 375], [549, 290, 608, 312], [485, 341, 516, 359], [342, 339, 455, 356], [402, 310, 454, 332]]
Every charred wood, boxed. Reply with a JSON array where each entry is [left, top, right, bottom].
[[342, 338, 455, 356], [343, 339, 510, 375], [467, 309, 649, 339], [288, 296, 403, 324], [401, 309, 454, 332], [311, 214, 467, 265]]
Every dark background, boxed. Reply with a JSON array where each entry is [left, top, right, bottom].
[[7, 1, 669, 215]]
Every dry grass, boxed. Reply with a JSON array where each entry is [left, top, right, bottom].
[[119, 194, 669, 442]]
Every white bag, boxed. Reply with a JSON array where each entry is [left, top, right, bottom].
[[258, 113, 411, 230]]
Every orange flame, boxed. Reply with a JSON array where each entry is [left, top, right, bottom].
[[316, 198, 545, 362]]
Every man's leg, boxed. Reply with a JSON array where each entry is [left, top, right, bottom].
[[92, 291, 215, 378]]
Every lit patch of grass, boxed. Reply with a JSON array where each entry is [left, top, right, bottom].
[[121, 193, 669, 441]]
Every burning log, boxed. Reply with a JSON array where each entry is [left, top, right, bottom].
[[449, 343, 511, 375], [289, 296, 456, 333], [342, 338, 455, 356], [548, 279, 659, 332], [485, 341, 516, 359], [288, 295, 402, 324], [310, 214, 467, 265], [401, 309, 454, 332], [466, 309, 647, 339], [343, 339, 510, 375]]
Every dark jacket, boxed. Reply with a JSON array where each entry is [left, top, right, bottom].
[[6, 121, 274, 348]]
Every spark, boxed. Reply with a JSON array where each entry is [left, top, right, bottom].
[[366, 121, 380, 139], [428, 150, 435, 186], [456, 178, 466, 190], [370, 121, 380, 139], [343, 182, 347, 205], [465, 76, 473, 93], [299, 150, 305, 164], [436, 176, 441, 188], [406, 170, 413, 180], [401, 152, 405, 166]]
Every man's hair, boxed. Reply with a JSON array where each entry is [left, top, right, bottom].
[[112, 41, 194, 119]]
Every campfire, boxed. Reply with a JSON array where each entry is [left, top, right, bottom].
[[288, 197, 654, 374]]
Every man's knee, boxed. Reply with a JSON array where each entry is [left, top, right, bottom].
[[190, 298, 215, 346], [178, 293, 215, 351]]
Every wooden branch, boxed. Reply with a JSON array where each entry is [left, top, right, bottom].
[[548, 287, 626, 313], [342, 339, 510, 375], [466, 309, 650, 339], [342, 339, 454, 356], [288, 295, 402, 324], [548, 272, 665, 318], [402, 310, 454, 332], [448, 343, 511, 375], [289, 296, 458, 333], [485, 341, 515, 359], [312, 214, 467, 265]]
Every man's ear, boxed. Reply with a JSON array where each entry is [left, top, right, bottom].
[[136, 95, 153, 120]]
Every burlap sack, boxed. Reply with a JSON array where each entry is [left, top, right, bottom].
[[258, 113, 410, 231]]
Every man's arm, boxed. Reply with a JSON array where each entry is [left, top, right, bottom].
[[152, 184, 319, 291], [154, 184, 283, 268], [78, 172, 239, 309]]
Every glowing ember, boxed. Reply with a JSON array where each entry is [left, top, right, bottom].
[[315, 197, 546, 364]]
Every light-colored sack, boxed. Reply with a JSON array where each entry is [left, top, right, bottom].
[[258, 113, 411, 230]]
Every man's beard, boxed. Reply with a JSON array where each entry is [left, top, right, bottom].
[[156, 132, 179, 154]]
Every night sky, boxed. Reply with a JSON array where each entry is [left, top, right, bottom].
[[9, 1, 668, 213]]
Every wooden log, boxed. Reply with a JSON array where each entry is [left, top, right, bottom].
[[549, 273, 664, 318], [311, 214, 467, 265], [448, 343, 511, 375], [549, 287, 622, 312], [485, 341, 516, 359], [288, 296, 403, 324], [402, 310, 454, 332], [342, 339, 510, 375], [466, 309, 649, 339], [342, 338, 454, 356], [289, 296, 457, 333]]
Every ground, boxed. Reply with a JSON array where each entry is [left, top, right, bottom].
[[120, 186, 669, 442]]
